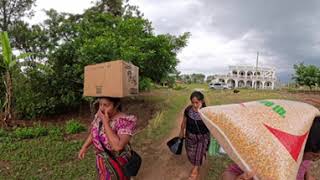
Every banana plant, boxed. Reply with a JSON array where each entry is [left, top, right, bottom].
[[0, 31, 32, 126]]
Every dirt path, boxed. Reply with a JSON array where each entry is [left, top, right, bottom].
[[136, 104, 210, 180]]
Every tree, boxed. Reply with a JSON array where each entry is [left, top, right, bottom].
[[95, 0, 123, 15], [0, 0, 36, 31], [293, 63, 319, 90], [175, 70, 182, 81], [0, 57, 5, 111], [181, 74, 191, 84], [93, 0, 143, 17], [10, 8, 189, 118], [206, 75, 216, 83], [11, 22, 50, 60], [0, 32, 30, 126], [47, 10, 188, 83], [191, 73, 206, 84]]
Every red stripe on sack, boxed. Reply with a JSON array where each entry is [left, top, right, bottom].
[[264, 124, 309, 162]]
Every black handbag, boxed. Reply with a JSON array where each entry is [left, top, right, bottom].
[[122, 150, 142, 176], [98, 121, 142, 177], [167, 137, 184, 155]]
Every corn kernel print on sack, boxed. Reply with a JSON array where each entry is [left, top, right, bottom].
[[199, 100, 320, 180]]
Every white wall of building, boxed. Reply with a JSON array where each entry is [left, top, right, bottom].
[[214, 65, 276, 90]]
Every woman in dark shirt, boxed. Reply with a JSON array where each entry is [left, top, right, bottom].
[[179, 91, 210, 180]]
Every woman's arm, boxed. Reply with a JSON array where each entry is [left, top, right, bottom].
[[103, 122, 131, 152], [79, 134, 93, 159], [83, 133, 93, 148], [179, 116, 187, 138]]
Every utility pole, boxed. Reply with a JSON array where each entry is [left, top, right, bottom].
[[255, 52, 259, 90]]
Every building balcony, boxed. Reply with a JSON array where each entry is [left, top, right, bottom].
[[214, 74, 276, 81]]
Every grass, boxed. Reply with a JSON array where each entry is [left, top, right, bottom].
[[0, 136, 96, 179], [206, 89, 297, 105], [13, 126, 48, 139], [134, 84, 209, 144], [0, 128, 7, 137], [0, 87, 191, 179], [207, 155, 233, 180], [65, 119, 86, 134], [133, 88, 190, 146], [48, 127, 64, 140], [0, 123, 95, 179], [0, 119, 93, 179], [0, 85, 314, 179]]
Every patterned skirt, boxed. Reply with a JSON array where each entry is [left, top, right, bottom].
[[96, 152, 130, 180], [185, 131, 210, 166]]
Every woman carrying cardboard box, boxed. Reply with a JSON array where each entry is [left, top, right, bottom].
[[78, 97, 138, 180]]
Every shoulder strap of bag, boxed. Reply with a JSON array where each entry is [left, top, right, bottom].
[[98, 121, 117, 160], [187, 106, 202, 134], [193, 117, 202, 134], [98, 121, 132, 159]]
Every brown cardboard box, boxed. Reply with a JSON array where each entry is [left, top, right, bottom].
[[83, 60, 139, 97]]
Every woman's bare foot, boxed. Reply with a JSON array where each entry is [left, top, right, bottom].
[[188, 167, 199, 180]]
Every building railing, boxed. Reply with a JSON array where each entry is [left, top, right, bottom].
[[215, 74, 276, 81], [229, 66, 275, 71]]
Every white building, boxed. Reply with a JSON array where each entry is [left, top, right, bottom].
[[213, 65, 276, 90]]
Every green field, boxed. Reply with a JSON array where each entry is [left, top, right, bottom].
[[0, 85, 318, 179]]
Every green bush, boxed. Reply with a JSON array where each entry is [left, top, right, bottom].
[[0, 99, 3, 110], [13, 67, 81, 119], [13, 69, 62, 119], [11, 125, 64, 140], [0, 129, 12, 143], [14, 127, 34, 139], [49, 127, 64, 137], [139, 77, 153, 91], [13, 126, 48, 139], [48, 127, 64, 140], [0, 72, 5, 110], [0, 136, 13, 143], [65, 119, 86, 134], [34, 126, 49, 137], [0, 128, 8, 137], [167, 77, 176, 88], [173, 85, 186, 91]]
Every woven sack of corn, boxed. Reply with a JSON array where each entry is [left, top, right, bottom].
[[199, 99, 320, 180]]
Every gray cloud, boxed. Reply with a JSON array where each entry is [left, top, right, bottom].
[[132, 0, 320, 82], [32, 0, 320, 82]]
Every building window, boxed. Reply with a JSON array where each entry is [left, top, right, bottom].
[[232, 70, 237, 76]]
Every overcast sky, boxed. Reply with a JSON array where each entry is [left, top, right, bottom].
[[30, 0, 320, 82]]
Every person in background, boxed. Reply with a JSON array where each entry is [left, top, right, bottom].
[[179, 91, 210, 180]]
